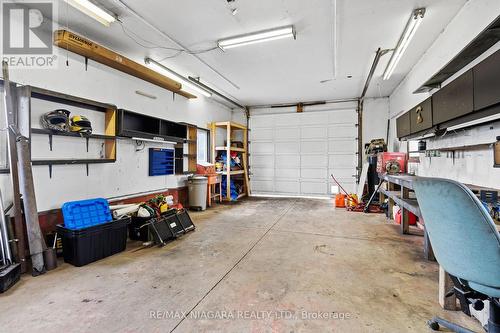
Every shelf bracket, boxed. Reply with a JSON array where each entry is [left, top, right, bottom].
[[48, 133, 53, 151], [48, 164, 52, 178], [84, 57, 88, 71], [86, 163, 89, 176], [86, 137, 89, 152]]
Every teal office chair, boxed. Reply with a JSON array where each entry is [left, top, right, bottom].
[[413, 178, 500, 333]]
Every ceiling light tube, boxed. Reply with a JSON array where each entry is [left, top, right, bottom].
[[144, 58, 212, 98], [218, 25, 296, 50], [64, 0, 117, 26], [383, 8, 425, 80]]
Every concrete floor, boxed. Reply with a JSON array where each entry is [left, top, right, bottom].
[[0, 197, 481, 332]]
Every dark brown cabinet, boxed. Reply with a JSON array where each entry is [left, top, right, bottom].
[[432, 70, 474, 124], [396, 112, 411, 138], [410, 97, 432, 133], [474, 49, 500, 111]]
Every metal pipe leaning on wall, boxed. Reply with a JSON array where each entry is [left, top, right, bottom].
[[0, 189, 13, 264], [16, 136, 46, 276], [2, 61, 26, 271]]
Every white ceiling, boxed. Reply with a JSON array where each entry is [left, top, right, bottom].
[[55, 0, 468, 106]]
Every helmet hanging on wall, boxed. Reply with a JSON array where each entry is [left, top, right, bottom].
[[40, 109, 70, 132], [70, 115, 92, 136]]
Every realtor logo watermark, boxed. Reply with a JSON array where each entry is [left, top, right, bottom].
[[1, 0, 57, 68]]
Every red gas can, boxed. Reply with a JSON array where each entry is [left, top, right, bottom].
[[395, 209, 417, 225]]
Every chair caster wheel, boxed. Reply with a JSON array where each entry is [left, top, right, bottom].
[[428, 320, 440, 331]]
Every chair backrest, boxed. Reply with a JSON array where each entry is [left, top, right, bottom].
[[413, 178, 500, 288]]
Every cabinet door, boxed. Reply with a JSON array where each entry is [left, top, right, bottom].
[[396, 112, 411, 138], [474, 50, 500, 111], [432, 70, 474, 124], [410, 97, 432, 133]]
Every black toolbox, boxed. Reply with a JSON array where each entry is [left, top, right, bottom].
[[0, 263, 21, 293], [148, 209, 195, 245], [128, 216, 150, 242], [57, 217, 129, 267]]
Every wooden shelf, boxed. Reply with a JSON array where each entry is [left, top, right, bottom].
[[215, 146, 246, 152], [209, 121, 249, 201], [222, 170, 245, 175], [380, 188, 421, 218], [32, 158, 116, 165], [31, 128, 116, 140], [214, 121, 246, 130]]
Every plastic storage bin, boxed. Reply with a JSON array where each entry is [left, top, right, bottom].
[[57, 217, 129, 267], [62, 198, 112, 230]]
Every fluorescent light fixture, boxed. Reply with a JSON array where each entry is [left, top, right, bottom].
[[144, 57, 212, 98], [64, 0, 116, 26], [218, 25, 296, 50], [383, 8, 425, 80]]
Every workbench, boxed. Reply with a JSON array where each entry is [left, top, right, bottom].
[[378, 174, 434, 260], [378, 174, 500, 311]]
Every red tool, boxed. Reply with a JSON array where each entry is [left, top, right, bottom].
[[331, 174, 383, 213], [330, 174, 359, 206]]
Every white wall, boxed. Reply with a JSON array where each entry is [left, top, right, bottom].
[[362, 98, 389, 158], [1, 43, 232, 211], [388, 0, 500, 187]]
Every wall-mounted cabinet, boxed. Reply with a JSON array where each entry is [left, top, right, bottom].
[[396, 112, 411, 138], [474, 50, 500, 111], [397, 48, 500, 140], [117, 109, 186, 142], [432, 69, 474, 124], [410, 97, 432, 133]]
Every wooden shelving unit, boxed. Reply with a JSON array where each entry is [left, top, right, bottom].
[[209, 121, 250, 201], [186, 125, 197, 173], [17, 85, 118, 178]]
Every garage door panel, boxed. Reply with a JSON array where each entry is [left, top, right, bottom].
[[328, 124, 357, 138], [251, 128, 273, 141], [328, 111, 357, 124], [252, 168, 274, 178], [329, 168, 355, 179], [276, 155, 300, 168], [328, 139, 357, 153], [301, 126, 327, 139], [275, 168, 300, 179], [301, 182, 327, 195], [275, 181, 300, 193], [301, 141, 327, 154], [301, 155, 327, 168], [251, 116, 274, 128], [252, 180, 274, 192], [275, 115, 300, 126], [275, 127, 299, 140], [276, 142, 299, 154], [252, 142, 274, 154], [250, 110, 357, 197], [329, 154, 357, 168], [329, 179, 356, 193], [252, 155, 275, 168], [301, 168, 327, 179], [301, 113, 328, 125]]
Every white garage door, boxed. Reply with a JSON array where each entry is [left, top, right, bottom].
[[250, 110, 358, 197]]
